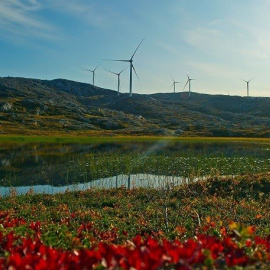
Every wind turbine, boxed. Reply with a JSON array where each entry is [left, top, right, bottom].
[[103, 39, 145, 97], [170, 75, 180, 93], [82, 64, 100, 86], [241, 78, 252, 97], [104, 66, 128, 96], [183, 74, 195, 97]]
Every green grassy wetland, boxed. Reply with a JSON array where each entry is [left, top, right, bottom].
[[1, 173, 270, 247], [0, 137, 269, 193], [0, 136, 270, 232], [1, 136, 270, 268]]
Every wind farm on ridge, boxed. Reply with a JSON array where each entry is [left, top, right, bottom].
[[1, 2, 270, 270], [82, 39, 256, 98]]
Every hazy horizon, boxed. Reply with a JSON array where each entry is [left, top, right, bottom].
[[1, 0, 270, 97]]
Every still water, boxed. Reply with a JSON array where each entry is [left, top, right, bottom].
[[0, 174, 193, 196], [0, 141, 269, 196]]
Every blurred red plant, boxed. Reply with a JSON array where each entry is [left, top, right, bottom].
[[1, 214, 270, 269]]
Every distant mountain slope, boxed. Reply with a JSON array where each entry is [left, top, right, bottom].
[[0, 77, 269, 137]]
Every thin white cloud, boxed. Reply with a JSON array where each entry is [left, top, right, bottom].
[[155, 41, 180, 55], [44, 0, 111, 28], [0, 0, 116, 43], [0, 0, 56, 39], [182, 5, 270, 61], [183, 26, 227, 53], [187, 61, 241, 78], [10, 0, 42, 11]]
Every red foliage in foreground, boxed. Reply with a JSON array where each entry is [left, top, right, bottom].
[[1, 213, 270, 269], [1, 232, 270, 269]]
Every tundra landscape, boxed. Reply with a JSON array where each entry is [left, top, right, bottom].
[[1, 0, 270, 269]]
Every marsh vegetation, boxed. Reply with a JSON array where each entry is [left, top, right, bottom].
[[1, 137, 270, 268], [0, 137, 269, 195]]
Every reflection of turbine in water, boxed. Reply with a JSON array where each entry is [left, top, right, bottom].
[[125, 140, 176, 189], [110, 140, 173, 189], [0, 174, 191, 196], [114, 174, 131, 189], [121, 140, 174, 189]]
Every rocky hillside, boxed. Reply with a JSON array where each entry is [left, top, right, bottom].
[[0, 77, 269, 137]]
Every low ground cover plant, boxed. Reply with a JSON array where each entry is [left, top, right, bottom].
[[0, 212, 270, 269], [1, 173, 270, 269]]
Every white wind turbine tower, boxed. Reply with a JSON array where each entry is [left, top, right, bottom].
[[242, 78, 252, 97], [170, 75, 180, 93], [104, 39, 145, 97], [183, 74, 195, 97], [104, 66, 128, 96], [82, 64, 100, 86]]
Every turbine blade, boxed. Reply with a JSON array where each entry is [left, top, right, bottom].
[[241, 78, 250, 83], [103, 59, 130, 62], [82, 68, 94, 72], [183, 80, 189, 90], [132, 65, 142, 88], [103, 68, 117, 75], [131, 38, 145, 60], [94, 63, 101, 71], [119, 66, 129, 74], [170, 74, 175, 82]]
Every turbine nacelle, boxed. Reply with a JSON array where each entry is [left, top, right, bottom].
[[104, 66, 129, 96], [241, 78, 253, 97], [82, 64, 101, 86], [103, 38, 145, 97], [170, 75, 181, 93], [104, 66, 129, 77], [242, 78, 252, 84], [183, 74, 195, 97], [171, 81, 180, 86]]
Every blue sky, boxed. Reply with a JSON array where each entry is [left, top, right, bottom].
[[0, 0, 270, 97]]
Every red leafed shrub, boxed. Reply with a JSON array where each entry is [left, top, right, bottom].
[[1, 217, 270, 269]]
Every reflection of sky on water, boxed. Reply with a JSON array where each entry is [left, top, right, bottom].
[[0, 174, 193, 197], [0, 141, 269, 189]]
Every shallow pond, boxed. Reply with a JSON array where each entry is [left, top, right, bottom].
[[0, 174, 194, 196], [0, 140, 269, 195]]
